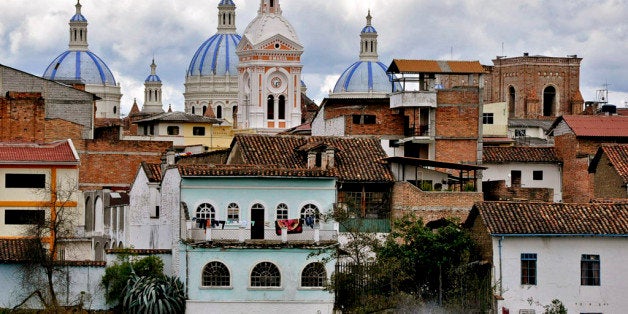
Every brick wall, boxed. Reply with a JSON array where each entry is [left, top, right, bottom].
[[466, 210, 494, 263], [482, 180, 553, 202], [592, 154, 628, 199], [391, 181, 483, 222], [321, 100, 405, 136], [0, 92, 46, 142], [554, 133, 602, 203]]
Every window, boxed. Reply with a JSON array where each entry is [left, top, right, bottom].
[[301, 262, 327, 287], [511, 170, 522, 188], [202, 261, 230, 287], [276, 203, 288, 220], [167, 126, 180, 135], [227, 203, 239, 222], [533, 170, 543, 181], [301, 204, 319, 223], [581, 254, 600, 286], [515, 129, 526, 138], [251, 262, 281, 287], [216, 105, 223, 119], [6, 174, 46, 188], [193, 127, 206, 136], [5, 210, 45, 225], [150, 206, 160, 219], [278, 95, 286, 119], [521, 253, 537, 285], [196, 203, 215, 220], [352, 114, 376, 125], [267, 95, 274, 120], [482, 113, 494, 124]]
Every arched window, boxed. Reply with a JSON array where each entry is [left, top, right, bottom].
[[276, 203, 288, 220], [113, 106, 117, 114], [278, 95, 286, 120], [196, 203, 215, 220], [267, 95, 275, 120], [300, 204, 319, 222], [250, 262, 280, 287], [94, 197, 104, 233], [217, 105, 223, 119], [543, 86, 556, 117], [301, 262, 327, 287], [227, 203, 239, 222], [118, 241, 123, 249], [203, 106, 207, 116], [192, 106, 196, 115], [508, 86, 516, 117], [202, 261, 230, 287]]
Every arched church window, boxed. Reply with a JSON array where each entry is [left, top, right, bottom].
[[270, 0, 275, 8], [508, 86, 516, 117], [278, 95, 286, 120], [267, 95, 274, 120], [113, 106, 117, 114], [80, 29, 83, 41], [543, 86, 556, 117], [192, 107, 196, 115], [74, 29, 77, 41], [217, 106, 223, 119], [203, 106, 207, 115]]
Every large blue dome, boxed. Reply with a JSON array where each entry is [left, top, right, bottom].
[[333, 61, 398, 94], [43, 50, 117, 86], [187, 33, 241, 77]]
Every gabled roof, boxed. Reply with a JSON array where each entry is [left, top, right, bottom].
[[230, 134, 394, 183], [387, 59, 485, 74], [141, 162, 162, 182], [483, 146, 560, 163], [133, 111, 223, 124], [589, 144, 628, 182], [178, 164, 331, 178], [548, 115, 628, 137], [468, 202, 628, 236], [0, 139, 79, 165]]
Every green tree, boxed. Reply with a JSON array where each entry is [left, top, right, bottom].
[[101, 254, 164, 306], [544, 299, 567, 314]]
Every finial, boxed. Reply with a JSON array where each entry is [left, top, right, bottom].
[[168, 104, 173, 113], [366, 9, 372, 26], [76, 0, 82, 13]]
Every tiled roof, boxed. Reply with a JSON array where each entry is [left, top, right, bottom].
[[0, 239, 37, 263], [232, 134, 394, 183], [469, 202, 628, 235], [178, 164, 331, 178], [133, 111, 223, 124], [483, 146, 560, 163], [589, 144, 628, 183], [0, 140, 79, 164], [508, 118, 554, 131], [551, 115, 628, 137], [388, 59, 485, 74], [141, 162, 163, 182]]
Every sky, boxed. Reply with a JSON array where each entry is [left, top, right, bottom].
[[1, 0, 628, 116]]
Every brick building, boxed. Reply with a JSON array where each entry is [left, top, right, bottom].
[[548, 115, 628, 203], [588, 144, 628, 199], [485, 53, 584, 119]]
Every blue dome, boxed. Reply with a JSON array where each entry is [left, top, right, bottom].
[[333, 61, 399, 94], [187, 33, 241, 77], [43, 50, 117, 86], [219, 0, 235, 5], [361, 25, 377, 33], [145, 74, 161, 82], [70, 13, 87, 22]]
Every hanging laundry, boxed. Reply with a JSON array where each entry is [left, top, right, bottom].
[[275, 219, 303, 235]]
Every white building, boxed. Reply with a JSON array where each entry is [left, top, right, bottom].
[[483, 146, 563, 202], [466, 202, 628, 314]]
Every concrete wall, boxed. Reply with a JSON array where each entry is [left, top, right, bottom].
[[493, 236, 628, 314]]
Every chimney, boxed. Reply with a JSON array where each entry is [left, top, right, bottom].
[[325, 147, 335, 169], [161, 150, 176, 174], [307, 151, 317, 169]]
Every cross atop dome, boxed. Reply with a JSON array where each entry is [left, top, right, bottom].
[[360, 10, 378, 62], [259, 0, 281, 15]]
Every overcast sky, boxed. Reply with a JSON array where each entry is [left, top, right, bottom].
[[2, 0, 628, 115]]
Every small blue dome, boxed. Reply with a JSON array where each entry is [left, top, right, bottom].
[[145, 74, 161, 82], [219, 0, 235, 5], [70, 13, 87, 22], [333, 61, 399, 94], [43, 50, 117, 86], [187, 33, 241, 77], [361, 25, 377, 33]]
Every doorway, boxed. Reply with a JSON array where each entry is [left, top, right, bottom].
[[251, 204, 265, 240]]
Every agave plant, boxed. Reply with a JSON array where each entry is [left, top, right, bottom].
[[122, 274, 186, 313]]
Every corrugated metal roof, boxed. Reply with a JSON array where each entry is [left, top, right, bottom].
[[388, 59, 485, 74]]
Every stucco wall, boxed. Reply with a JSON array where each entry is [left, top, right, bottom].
[[483, 162, 562, 202]]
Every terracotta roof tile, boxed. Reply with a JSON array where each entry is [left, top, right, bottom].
[[0, 140, 78, 164], [232, 134, 394, 183], [178, 164, 331, 178], [0, 239, 37, 263], [560, 115, 628, 137], [483, 146, 560, 163], [470, 202, 628, 235], [141, 162, 163, 182]]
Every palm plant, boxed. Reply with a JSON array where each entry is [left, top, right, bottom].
[[122, 274, 186, 313]]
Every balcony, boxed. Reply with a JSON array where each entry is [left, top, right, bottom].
[[186, 221, 338, 243], [390, 91, 437, 109]]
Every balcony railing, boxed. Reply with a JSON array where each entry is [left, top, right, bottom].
[[390, 91, 437, 109], [186, 221, 338, 243]]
